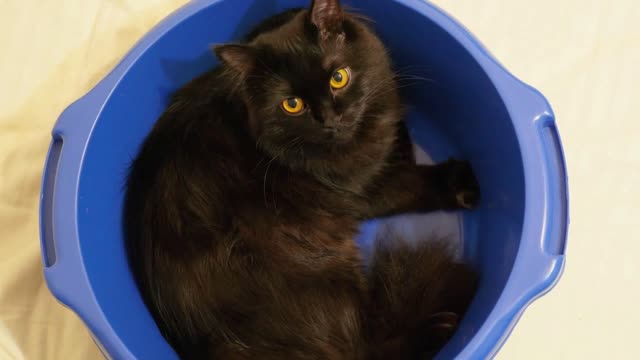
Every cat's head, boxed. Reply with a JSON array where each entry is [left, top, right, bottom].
[[214, 0, 401, 168]]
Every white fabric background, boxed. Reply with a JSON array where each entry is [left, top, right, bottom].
[[1, 0, 638, 358]]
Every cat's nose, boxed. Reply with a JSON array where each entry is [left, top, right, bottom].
[[321, 110, 342, 127], [324, 116, 342, 128], [315, 100, 341, 126]]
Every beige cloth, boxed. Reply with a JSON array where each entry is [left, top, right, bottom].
[[0, 0, 638, 359]]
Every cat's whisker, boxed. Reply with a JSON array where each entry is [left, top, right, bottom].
[[393, 76, 438, 87], [359, 76, 397, 104], [263, 154, 279, 209], [262, 137, 303, 212], [393, 68, 442, 88], [366, 83, 425, 102], [255, 57, 283, 82], [394, 64, 432, 74], [394, 75, 435, 83], [342, 5, 375, 23], [361, 82, 394, 104]]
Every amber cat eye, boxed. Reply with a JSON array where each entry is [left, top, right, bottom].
[[281, 97, 305, 115], [330, 68, 350, 89]]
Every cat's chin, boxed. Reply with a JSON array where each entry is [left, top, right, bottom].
[[327, 134, 353, 145]]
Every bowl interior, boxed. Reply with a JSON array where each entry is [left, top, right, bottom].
[[76, 0, 525, 358]]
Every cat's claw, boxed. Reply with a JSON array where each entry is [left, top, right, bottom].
[[444, 158, 480, 209], [456, 191, 478, 209]]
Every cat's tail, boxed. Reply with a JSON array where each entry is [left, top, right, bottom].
[[364, 235, 478, 360]]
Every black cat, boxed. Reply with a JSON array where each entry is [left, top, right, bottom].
[[124, 1, 479, 358]]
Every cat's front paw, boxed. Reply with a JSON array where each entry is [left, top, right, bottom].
[[444, 159, 480, 209]]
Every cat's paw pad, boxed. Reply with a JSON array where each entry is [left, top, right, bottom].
[[445, 159, 480, 209]]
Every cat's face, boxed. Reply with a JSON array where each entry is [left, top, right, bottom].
[[216, 0, 398, 163]]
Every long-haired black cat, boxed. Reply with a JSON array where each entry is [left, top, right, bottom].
[[124, 1, 480, 358]]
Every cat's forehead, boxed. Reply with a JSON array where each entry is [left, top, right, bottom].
[[250, 10, 345, 69]]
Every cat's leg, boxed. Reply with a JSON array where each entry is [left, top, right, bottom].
[[364, 159, 480, 219]]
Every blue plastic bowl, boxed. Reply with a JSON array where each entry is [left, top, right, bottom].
[[39, 0, 569, 359]]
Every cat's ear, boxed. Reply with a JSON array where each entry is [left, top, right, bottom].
[[213, 44, 255, 75], [309, 0, 344, 37]]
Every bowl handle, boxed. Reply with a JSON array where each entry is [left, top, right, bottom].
[[498, 85, 570, 358], [39, 92, 99, 313], [536, 114, 569, 256], [520, 84, 569, 260], [501, 91, 569, 304], [512, 84, 569, 286]]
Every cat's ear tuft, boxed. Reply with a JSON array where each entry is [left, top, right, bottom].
[[213, 44, 255, 75], [309, 0, 344, 37]]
